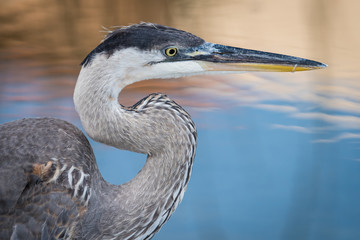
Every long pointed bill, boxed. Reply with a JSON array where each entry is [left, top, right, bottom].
[[184, 43, 327, 72]]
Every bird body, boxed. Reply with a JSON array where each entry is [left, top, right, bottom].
[[0, 23, 325, 239], [0, 93, 196, 239], [0, 118, 95, 239]]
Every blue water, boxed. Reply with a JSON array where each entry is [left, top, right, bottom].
[[2, 82, 359, 239]]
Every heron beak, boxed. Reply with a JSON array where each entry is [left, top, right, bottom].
[[185, 43, 327, 72]]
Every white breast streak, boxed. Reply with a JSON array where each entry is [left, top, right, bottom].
[[74, 170, 89, 198], [81, 185, 88, 202], [68, 166, 75, 188], [84, 188, 92, 206], [46, 158, 67, 183]]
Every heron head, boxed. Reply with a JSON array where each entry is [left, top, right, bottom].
[[81, 23, 326, 83]]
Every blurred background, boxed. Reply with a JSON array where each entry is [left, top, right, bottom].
[[0, 0, 359, 239]]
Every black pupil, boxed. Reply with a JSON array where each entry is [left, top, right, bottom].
[[168, 49, 176, 55]]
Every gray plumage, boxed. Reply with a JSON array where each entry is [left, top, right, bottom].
[[0, 93, 196, 239], [1, 23, 198, 239], [0, 22, 326, 240]]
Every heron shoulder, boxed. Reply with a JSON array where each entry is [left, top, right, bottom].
[[0, 118, 97, 202], [0, 118, 97, 238]]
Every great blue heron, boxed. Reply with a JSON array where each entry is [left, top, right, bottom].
[[0, 23, 326, 239]]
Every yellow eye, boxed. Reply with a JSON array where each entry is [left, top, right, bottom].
[[164, 47, 178, 57]]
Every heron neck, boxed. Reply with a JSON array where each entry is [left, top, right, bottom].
[[74, 61, 197, 238], [84, 137, 196, 239], [107, 140, 195, 237]]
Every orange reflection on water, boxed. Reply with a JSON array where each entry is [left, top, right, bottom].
[[0, 0, 359, 142]]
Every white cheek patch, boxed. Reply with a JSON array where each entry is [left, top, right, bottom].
[[109, 47, 208, 80], [78, 48, 208, 97], [139, 61, 205, 80]]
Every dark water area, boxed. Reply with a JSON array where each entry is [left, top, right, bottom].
[[1, 0, 360, 239]]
